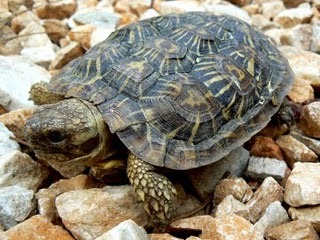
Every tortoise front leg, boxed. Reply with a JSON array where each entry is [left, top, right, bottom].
[[127, 153, 177, 221]]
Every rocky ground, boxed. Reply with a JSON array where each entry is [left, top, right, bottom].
[[0, 0, 320, 239]]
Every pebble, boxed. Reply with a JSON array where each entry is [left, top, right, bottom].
[[299, 101, 320, 139], [254, 201, 290, 239], [281, 24, 313, 50], [49, 41, 84, 70], [213, 176, 253, 205], [290, 128, 320, 155], [42, 19, 69, 43], [213, 195, 250, 221], [276, 135, 318, 168], [158, 1, 204, 15], [0, 55, 51, 110], [95, 219, 149, 240], [0, 215, 74, 240], [265, 219, 319, 240], [33, 0, 77, 20], [0, 26, 22, 55], [188, 147, 249, 201], [246, 177, 284, 223], [0, 150, 50, 191], [69, 24, 96, 50], [289, 205, 320, 232], [311, 24, 320, 52], [245, 157, 288, 181], [55, 185, 149, 239], [171, 214, 258, 239], [204, 4, 251, 24], [284, 162, 320, 207], [0, 185, 36, 229], [249, 136, 284, 160], [36, 174, 101, 224], [288, 76, 314, 103], [274, 3, 313, 28], [0, 123, 20, 156], [10, 6, 40, 33], [261, 1, 285, 20], [148, 233, 182, 240]]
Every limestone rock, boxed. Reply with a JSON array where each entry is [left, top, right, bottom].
[[245, 157, 288, 181], [299, 102, 320, 139], [265, 219, 320, 240], [213, 177, 253, 205], [55, 185, 149, 239], [33, 0, 77, 20], [288, 77, 314, 103], [0, 186, 36, 229], [95, 219, 149, 240], [0, 215, 74, 240], [284, 162, 320, 207], [289, 205, 320, 232], [0, 123, 20, 157], [246, 177, 284, 223]]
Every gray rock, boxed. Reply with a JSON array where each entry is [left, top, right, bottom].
[[0, 123, 20, 156], [254, 201, 290, 239], [290, 128, 320, 155], [188, 147, 249, 201], [95, 219, 149, 240], [0, 56, 51, 110], [0, 186, 36, 230], [0, 150, 50, 191], [71, 10, 119, 29], [245, 157, 288, 181]]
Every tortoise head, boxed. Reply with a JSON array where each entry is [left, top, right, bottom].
[[23, 98, 111, 176]]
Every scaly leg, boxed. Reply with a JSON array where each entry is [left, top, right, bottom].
[[127, 153, 177, 222]]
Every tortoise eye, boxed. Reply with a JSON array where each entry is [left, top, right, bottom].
[[48, 131, 64, 143]]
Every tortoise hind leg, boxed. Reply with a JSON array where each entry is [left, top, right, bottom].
[[127, 153, 177, 222]]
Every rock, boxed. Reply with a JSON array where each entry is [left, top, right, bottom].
[[0, 123, 20, 156], [171, 214, 258, 239], [0, 25, 22, 55], [0, 55, 51, 110], [158, 0, 204, 15], [42, 19, 69, 43], [90, 27, 116, 46], [246, 177, 284, 223], [311, 25, 320, 53], [69, 24, 96, 50], [71, 10, 119, 29], [213, 177, 253, 205], [288, 77, 314, 103], [140, 8, 160, 20], [242, 3, 260, 15], [290, 128, 320, 155], [261, 1, 285, 20], [281, 24, 313, 50], [0, 150, 50, 191], [0, 186, 35, 229], [204, 4, 251, 24], [188, 147, 249, 201], [254, 201, 290, 239], [36, 174, 101, 224], [245, 157, 288, 181], [0, 90, 11, 111], [265, 219, 319, 240], [283, 0, 310, 8], [213, 195, 250, 221], [0, 108, 34, 140], [55, 185, 149, 239], [0, 215, 74, 240], [20, 46, 57, 69], [249, 136, 284, 160], [280, 46, 320, 86], [11, 6, 40, 33], [148, 233, 182, 240], [33, 0, 77, 20], [276, 135, 318, 168], [264, 28, 288, 46], [49, 41, 84, 70], [299, 102, 320, 139], [227, 0, 251, 7], [95, 219, 149, 240], [127, 0, 152, 16], [289, 205, 320, 232], [274, 3, 313, 28], [284, 162, 320, 207], [251, 14, 279, 31]]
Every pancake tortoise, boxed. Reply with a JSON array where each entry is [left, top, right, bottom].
[[24, 12, 294, 223]]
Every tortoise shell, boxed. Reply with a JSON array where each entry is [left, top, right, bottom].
[[49, 12, 294, 170]]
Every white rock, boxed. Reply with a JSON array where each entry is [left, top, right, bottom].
[[204, 4, 251, 24], [140, 9, 160, 20], [95, 219, 149, 240], [0, 123, 20, 156], [159, 1, 205, 15], [0, 186, 36, 230], [0, 55, 51, 110], [254, 201, 290, 238], [21, 46, 56, 69], [246, 157, 288, 181], [0, 150, 50, 191], [284, 162, 320, 207]]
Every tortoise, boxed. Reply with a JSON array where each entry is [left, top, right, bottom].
[[23, 12, 294, 223]]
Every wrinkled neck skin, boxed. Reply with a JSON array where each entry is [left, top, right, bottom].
[[77, 99, 115, 166]]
